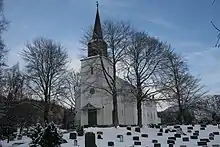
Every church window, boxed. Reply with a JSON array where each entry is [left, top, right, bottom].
[[90, 88, 95, 95], [91, 66, 94, 75], [151, 113, 153, 119], [121, 110, 123, 116]]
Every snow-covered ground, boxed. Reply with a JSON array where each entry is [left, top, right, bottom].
[[2, 125, 220, 147]]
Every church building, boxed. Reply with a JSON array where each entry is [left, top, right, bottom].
[[75, 4, 160, 126]]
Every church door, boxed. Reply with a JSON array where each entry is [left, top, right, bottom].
[[88, 109, 97, 126]]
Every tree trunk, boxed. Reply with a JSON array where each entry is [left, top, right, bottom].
[[44, 97, 49, 126], [112, 92, 119, 127], [137, 100, 142, 127]]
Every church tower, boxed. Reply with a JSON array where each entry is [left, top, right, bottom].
[[75, 2, 113, 126]]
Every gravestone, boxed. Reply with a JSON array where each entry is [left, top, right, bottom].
[[190, 135, 198, 139], [195, 130, 199, 133], [165, 129, 169, 133], [159, 128, 163, 132], [201, 124, 206, 128], [69, 132, 77, 139], [168, 144, 174, 147], [210, 133, 215, 137], [209, 136, 214, 140], [126, 132, 132, 136], [152, 140, 158, 143], [214, 132, 220, 135], [168, 137, 176, 140], [200, 138, 210, 142], [167, 140, 175, 144], [135, 127, 140, 132], [85, 132, 96, 147], [193, 132, 199, 136], [174, 125, 180, 129], [174, 133, 181, 138], [108, 141, 114, 146], [154, 143, 161, 147], [180, 145, 186, 147], [182, 137, 189, 141], [187, 126, 193, 130], [141, 134, 148, 138], [157, 132, 163, 136], [17, 135, 22, 140], [134, 141, 141, 145], [197, 141, 207, 146], [187, 130, 192, 133], [200, 127, 205, 130], [126, 126, 131, 130], [133, 136, 139, 141]]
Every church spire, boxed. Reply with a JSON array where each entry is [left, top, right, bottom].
[[92, 1, 103, 39], [88, 1, 108, 57]]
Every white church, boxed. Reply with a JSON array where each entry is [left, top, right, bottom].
[[75, 4, 160, 126]]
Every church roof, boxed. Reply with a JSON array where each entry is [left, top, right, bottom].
[[81, 102, 101, 111], [92, 2, 103, 40]]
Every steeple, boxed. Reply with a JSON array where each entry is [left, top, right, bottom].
[[88, 1, 107, 57]]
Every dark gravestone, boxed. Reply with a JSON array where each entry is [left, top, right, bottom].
[[159, 128, 163, 132], [155, 125, 160, 129], [134, 141, 141, 145], [182, 137, 189, 141], [97, 131, 103, 135], [195, 130, 199, 133], [209, 136, 214, 140], [169, 144, 174, 147], [180, 145, 187, 147], [187, 126, 193, 130], [200, 127, 205, 130], [126, 126, 131, 130], [69, 132, 77, 139], [154, 143, 161, 147], [201, 124, 206, 128], [152, 140, 158, 143], [210, 133, 215, 137], [171, 129, 176, 132], [187, 130, 192, 133], [197, 141, 207, 146], [141, 134, 148, 138], [168, 137, 176, 140], [214, 132, 220, 135], [174, 134, 181, 138], [167, 140, 175, 144], [200, 138, 210, 142], [126, 132, 132, 136], [157, 132, 163, 136], [117, 135, 121, 138], [165, 129, 169, 133], [108, 141, 114, 146], [190, 135, 198, 139], [135, 127, 140, 132], [85, 132, 96, 147], [193, 132, 199, 136], [133, 136, 139, 141], [17, 135, 22, 140], [97, 134, 102, 139], [174, 125, 180, 129]]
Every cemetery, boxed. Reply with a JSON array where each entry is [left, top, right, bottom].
[[2, 124, 220, 147]]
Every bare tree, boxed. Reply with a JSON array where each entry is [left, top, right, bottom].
[[21, 38, 68, 124], [81, 20, 132, 126], [155, 51, 206, 124], [123, 31, 169, 127], [57, 70, 80, 109]]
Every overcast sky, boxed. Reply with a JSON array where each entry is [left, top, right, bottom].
[[4, 0, 220, 94]]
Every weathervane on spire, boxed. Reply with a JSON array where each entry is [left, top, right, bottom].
[[96, 1, 99, 8]]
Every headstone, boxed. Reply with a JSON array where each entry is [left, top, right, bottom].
[[119, 135, 123, 142], [69, 132, 77, 139], [165, 129, 169, 133], [159, 128, 163, 132], [174, 125, 180, 129], [187, 127, 193, 130], [133, 136, 139, 141], [127, 126, 131, 130], [17, 135, 22, 140], [73, 140, 78, 146], [126, 132, 132, 136], [168, 137, 176, 140], [117, 135, 121, 138], [182, 137, 189, 141], [200, 138, 210, 142], [180, 145, 186, 147], [154, 143, 161, 147], [213, 132, 220, 135], [141, 134, 148, 138], [174, 134, 181, 138], [157, 132, 163, 136], [85, 132, 96, 147], [195, 130, 199, 133], [167, 140, 175, 144], [201, 124, 206, 128], [155, 125, 160, 129], [193, 132, 199, 136], [212, 145, 220, 147], [171, 129, 176, 132], [190, 135, 198, 139], [152, 140, 158, 143], [108, 141, 114, 146], [200, 127, 205, 130], [197, 141, 207, 146], [135, 127, 140, 132], [209, 136, 214, 140], [210, 133, 215, 137], [134, 141, 141, 145], [97, 134, 102, 139], [187, 130, 192, 133], [168, 144, 174, 147]]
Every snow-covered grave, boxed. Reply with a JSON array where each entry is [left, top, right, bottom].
[[2, 125, 220, 147]]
